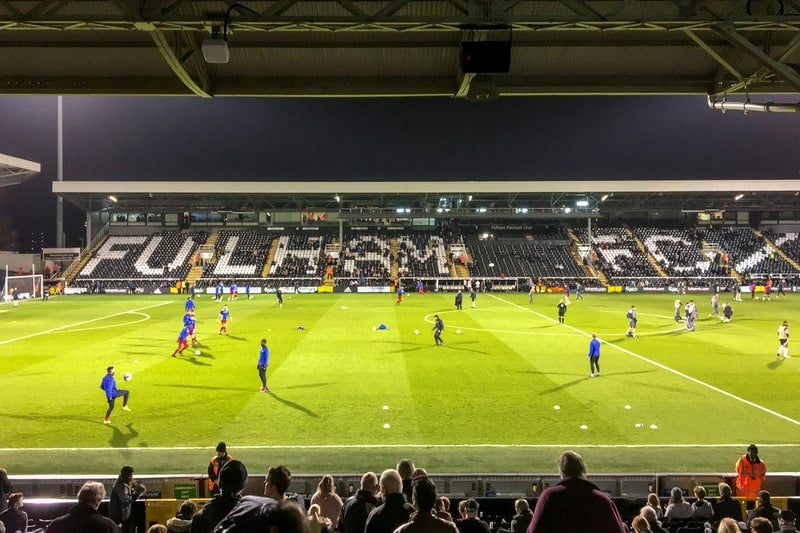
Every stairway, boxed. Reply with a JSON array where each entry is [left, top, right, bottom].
[[65, 238, 107, 284], [700, 240, 742, 283], [390, 238, 399, 280], [185, 232, 218, 286], [754, 229, 800, 272], [565, 224, 603, 281], [624, 224, 668, 278], [262, 236, 280, 277]]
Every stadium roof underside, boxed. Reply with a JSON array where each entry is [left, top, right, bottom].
[[4, 1, 800, 99], [0, 153, 41, 187], [53, 179, 800, 218]]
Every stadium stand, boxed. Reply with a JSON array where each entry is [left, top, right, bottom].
[[207, 230, 277, 277], [396, 232, 450, 278], [573, 224, 660, 282], [699, 226, 799, 277]]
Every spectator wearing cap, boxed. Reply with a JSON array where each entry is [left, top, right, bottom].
[[527, 451, 626, 533], [365, 470, 415, 533], [736, 444, 766, 498], [664, 487, 692, 522], [746, 490, 780, 531], [191, 460, 248, 533], [208, 442, 234, 496], [455, 499, 489, 533], [394, 477, 458, 533], [777, 509, 798, 532], [713, 483, 743, 523], [166, 500, 197, 533]]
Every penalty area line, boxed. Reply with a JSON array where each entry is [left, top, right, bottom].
[[0, 301, 174, 346], [490, 294, 800, 429]]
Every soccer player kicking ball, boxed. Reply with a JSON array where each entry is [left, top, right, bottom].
[[100, 366, 130, 424], [172, 325, 190, 357]]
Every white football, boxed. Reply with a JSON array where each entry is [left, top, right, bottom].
[[456, 329, 462, 334], [195, 350, 201, 355], [414, 329, 419, 335], [123, 373, 132, 381]]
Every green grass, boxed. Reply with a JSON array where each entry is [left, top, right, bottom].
[[1, 291, 799, 475]]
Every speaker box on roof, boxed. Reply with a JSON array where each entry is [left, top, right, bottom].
[[460, 41, 511, 73]]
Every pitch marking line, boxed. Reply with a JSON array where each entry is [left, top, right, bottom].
[[0, 301, 173, 346], [490, 294, 800, 428], [6, 443, 800, 452]]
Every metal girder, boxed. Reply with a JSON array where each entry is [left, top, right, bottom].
[[711, 22, 800, 92], [1, 0, 800, 32]]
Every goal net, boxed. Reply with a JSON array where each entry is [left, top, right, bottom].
[[3, 273, 44, 301]]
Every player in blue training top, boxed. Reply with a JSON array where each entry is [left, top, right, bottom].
[[588, 333, 601, 377], [172, 326, 190, 357], [185, 297, 195, 313], [230, 282, 238, 300], [219, 305, 231, 335], [100, 365, 130, 424], [257, 338, 270, 392]]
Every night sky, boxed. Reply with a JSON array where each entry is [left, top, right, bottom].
[[0, 95, 798, 250]]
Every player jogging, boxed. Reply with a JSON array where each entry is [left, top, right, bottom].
[[172, 326, 190, 357], [777, 320, 790, 359], [433, 315, 444, 345], [100, 366, 130, 424], [230, 282, 238, 300], [219, 305, 231, 335], [396, 286, 404, 305], [185, 297, 195, 313], [276, 287, 283, 307]]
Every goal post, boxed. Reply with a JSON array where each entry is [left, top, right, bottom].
[[3, 270, 44, 302]]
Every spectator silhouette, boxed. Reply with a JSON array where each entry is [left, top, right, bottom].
[[527, 451, 626, 533], [690, 485, 713, 521], [46, 481, 120, 533], [166, 500, 197, 533], [456, 499, 489, 533], [0, 493, 27, 533], [365, 470, 415, 533], [339, 472, 380, 533], [0, 469, 12, 514], [394, 477, 458, 533], [497, 499, 532, 533], [716, 517, 742, 533], [664, 487, 692, 522], [110, 465, 146, 533], [713, 483, 742, 523], [310, 475, 343, 529], [395, 460, 415, 503], [191, 460, 248, 533], [746, 490, 779, 531]]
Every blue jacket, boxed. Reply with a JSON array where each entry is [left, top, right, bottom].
[[588, 338, 600, 357], [258, 346, 269, 368], [100, 374, 117, 401]]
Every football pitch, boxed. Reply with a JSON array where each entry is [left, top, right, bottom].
[[1, 291, 799, 476]]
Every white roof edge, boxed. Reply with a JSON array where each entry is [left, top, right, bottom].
[[52, 179, 800, 195], [0, 153, 41, 173]]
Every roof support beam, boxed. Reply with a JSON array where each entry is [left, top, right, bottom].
[[710, 22, 800, 92]]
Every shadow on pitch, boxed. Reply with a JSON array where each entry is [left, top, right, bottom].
[[108, 422, 139, 448], [267, 391, 319, 418], [767, 358, 787, 370], [378, 340, 491, 355], [151, 383, 255, 392]]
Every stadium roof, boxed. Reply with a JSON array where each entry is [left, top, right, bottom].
[[0, 153, 41, 187], [3, 1, 800, 99], [53, 178, 800, 217]]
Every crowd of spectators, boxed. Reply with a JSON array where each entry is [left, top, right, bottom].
[[3, 444, 796, 533]]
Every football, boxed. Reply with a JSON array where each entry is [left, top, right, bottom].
[[123, 372, 132, 381], [195, 350, 201, 355]]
